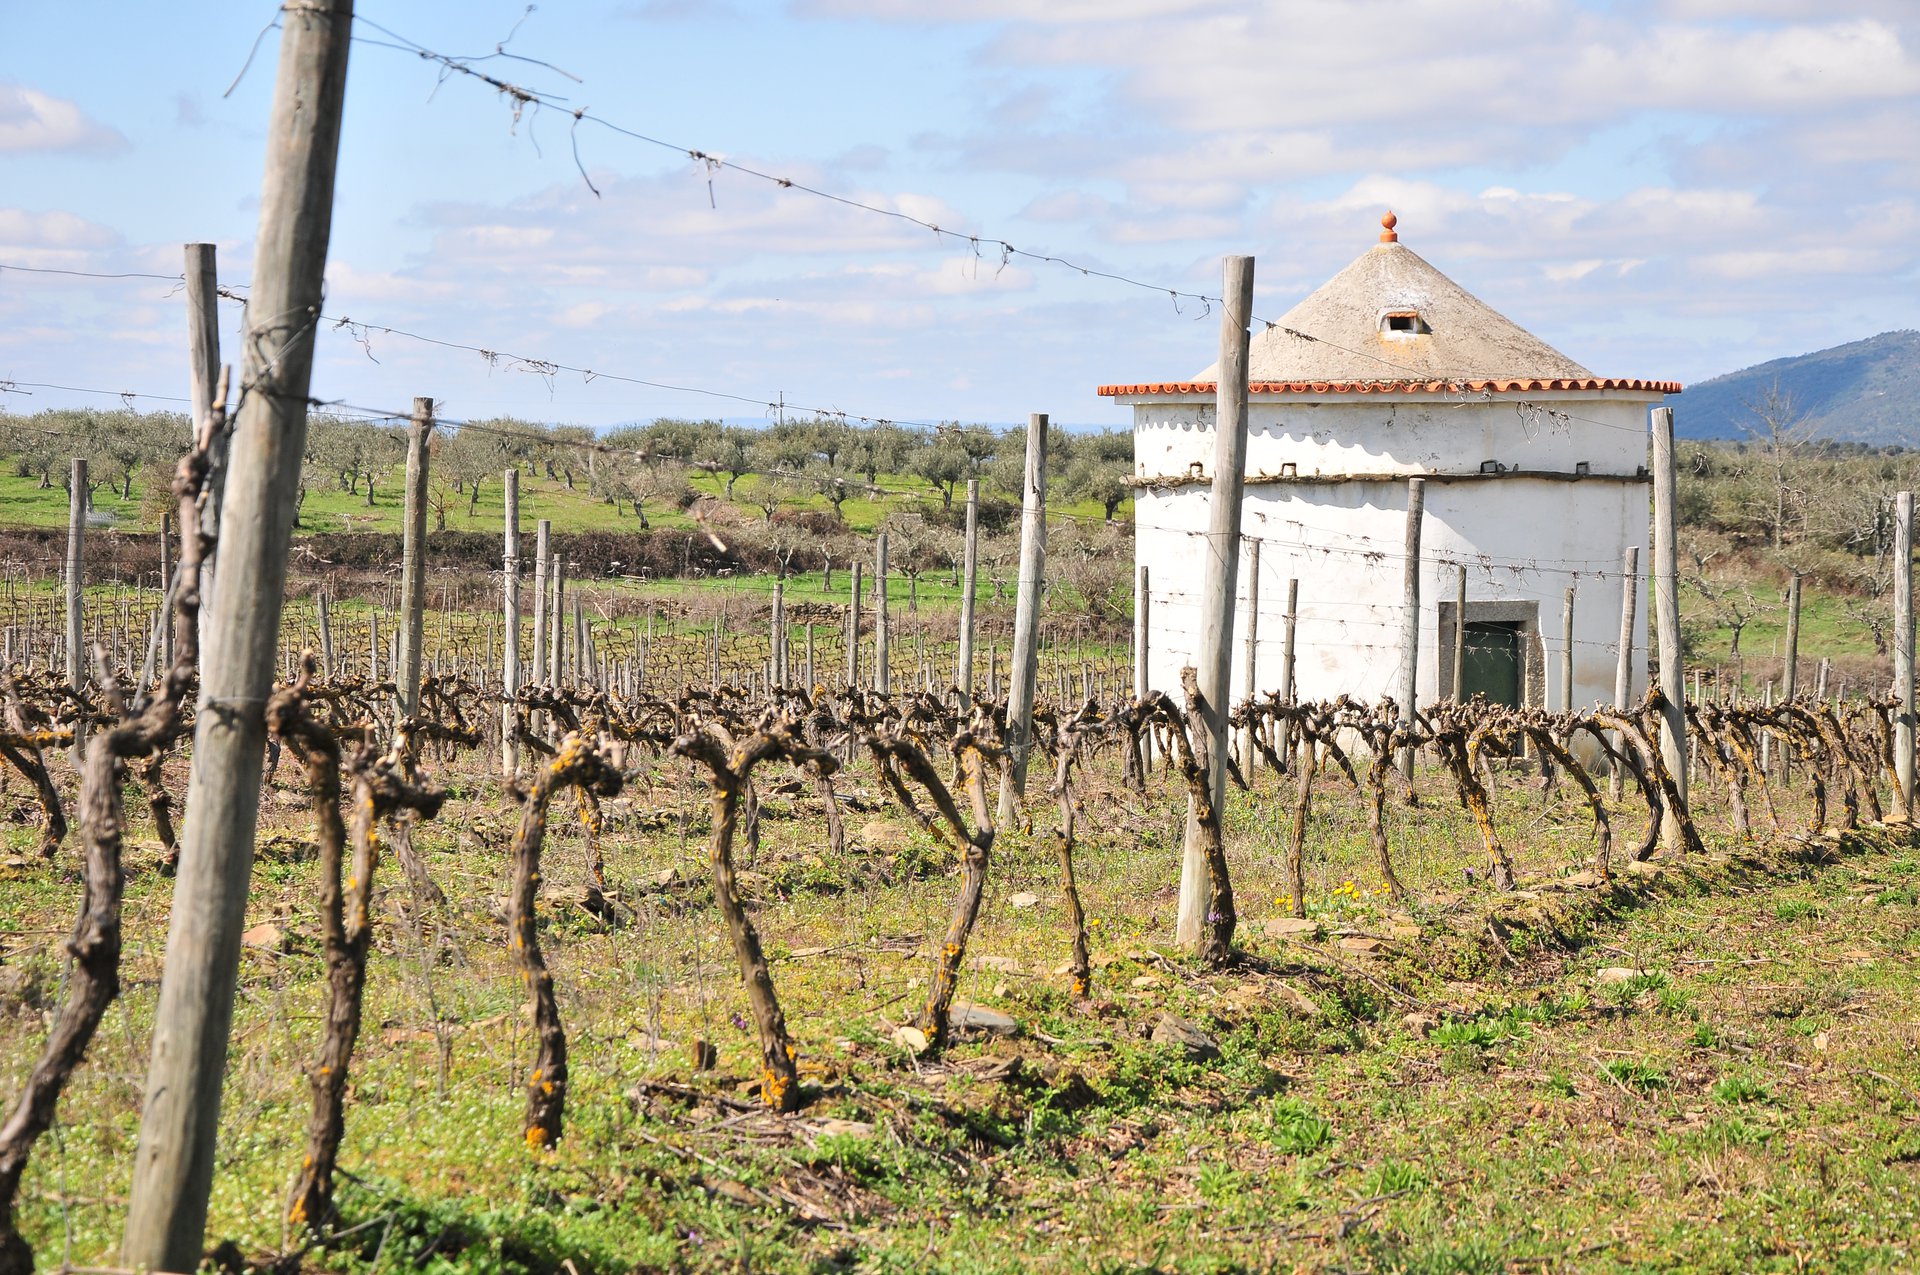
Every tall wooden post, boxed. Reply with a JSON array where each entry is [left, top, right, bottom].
[[124, 2, 353, 1264], [531, 520, 550, 688], [1135, 563, 1151, 768], [1278, 577, 1299, 759], [847, 561, 862, 687], [873, 534, 890, 694], [396, 397, 432, 717], [185, 242, 223, 661], [1561, 586, 1577, 711], [1240, 536, 1261, 775], [501, 468, 521, 777], [316, 589, 334, 677], [159, 513, 176, 671], [1178, 256, 1253, 950], [1650, 406, 1688, 851], [66, 458, 85, 692], [1612, 545, 1640, 799], [1895, 491, 1915, 809], [1397, 476, 1425, 780], [997, 411, 1049, 824], [1780, 571, 1801, 775], [1450, 564, 1466, 700], [804, 623, 815, 689], [957, 478, 980, 695], [771, 578, 786, 685], [549, 550, 564, 684]]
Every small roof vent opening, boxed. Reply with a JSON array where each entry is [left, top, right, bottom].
[[1381, 309, 1429, 337]]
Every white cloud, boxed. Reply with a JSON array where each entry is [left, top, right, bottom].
[[0, 84, 125, 154]]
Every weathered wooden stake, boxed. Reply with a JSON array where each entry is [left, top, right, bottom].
[[1240, 536, 1261, 776], [1895, 491, 1915, 808], [998, 411, 1049, 824], [771, 579, 786, 685], [531, 519, 550, 689], [65, 459, 85, 698], [1612, 545, 1639, 800], [1178, 255, 1253, 951], [847, 561, 863, 687], [124, 2, 353, 1263], [1561, 586, 1577, 711], [1451, 564, 1466, 700], [1397, 476, 1425, 780], [1278, 577, 1299, 759], [958, 478, 980, 695], [874, 534, 890, 694], [502, 468, 520, 777], [548, 551, 564, 684], [185, 242, 223, 661], [396, 397, 432, 717], [1650, 406, 1689, 851]]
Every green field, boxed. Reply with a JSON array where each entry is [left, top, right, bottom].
[[3, 737, 1916, 1273]]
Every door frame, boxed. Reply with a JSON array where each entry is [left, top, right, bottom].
[[1437, 599, 1544, 706]]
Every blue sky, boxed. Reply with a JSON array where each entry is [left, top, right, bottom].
[[4, 0, 1918, 430]]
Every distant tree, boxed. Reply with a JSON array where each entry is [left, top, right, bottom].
[[696, 425, 756, 498], [910, 432, 969, 509], [848, 422, 912, 486], [1742, 383, 1818, 552]]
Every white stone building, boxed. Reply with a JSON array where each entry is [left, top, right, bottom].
[[1104, 214, 1681, 712]]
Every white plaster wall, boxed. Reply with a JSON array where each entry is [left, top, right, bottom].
[[1132, 396, 1655, 712], [1128, 392, 1651, 482]]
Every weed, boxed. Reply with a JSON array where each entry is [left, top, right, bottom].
[[1369, 1159, 1428, 1195], [1653, 985, 1693, 1016], [1601, 1059, 1669, 1092], [1260, 1098, 1333, 1155], [1711, 1075, 1771, 1106], [1703, 1116, 1773, 1147], [1195, 1160, 1245, 1204]]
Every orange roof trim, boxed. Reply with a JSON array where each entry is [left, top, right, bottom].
[[1096, 376, 1684, 397]]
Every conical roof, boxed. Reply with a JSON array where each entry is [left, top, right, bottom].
[[1099, 215, 1680, 398]]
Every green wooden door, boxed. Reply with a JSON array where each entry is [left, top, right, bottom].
[[1461, 621, 1522, 708]]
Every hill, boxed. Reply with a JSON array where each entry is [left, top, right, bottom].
[[1669, 329, 1920, 444]]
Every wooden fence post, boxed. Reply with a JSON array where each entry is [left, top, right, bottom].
[[396, 397, 432, 717], [65, 458, 85, 694], [958, 478, 979, 695], [159, 512, 176, 672], [185, 242, 222, 663], [532, 521, 550, 688], [771, 578, 786, 685], [549, 551, 564, 685], [997, 412, 1049, 825], [123, 2, 353, 1264], [1397, 476, 1425, 780], [1650, 406, 1689, 851], [1895, 491, 1914, 809], [1178, 256, 1252, 951], [1612, 545, 1639, 799], [1561, 586, 1576, 711], [1240, 536, 1260, 776], [1278, 577, 1299, 758], [847, 561, 863, 687], [502, 468, 520, 777], [874, 534, 890, 694], [1451, 564, 1466, 700], [316, 589, 334, 677]]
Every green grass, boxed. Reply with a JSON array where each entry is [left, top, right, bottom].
[[4, 722, 1918, 1272], [0, 459, 1129, 540]]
